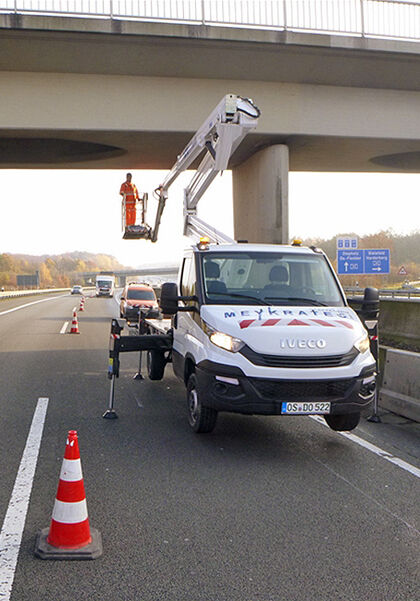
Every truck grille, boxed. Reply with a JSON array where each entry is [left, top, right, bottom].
[[240, 346, 358, 368], [250, 378, 354, 400]]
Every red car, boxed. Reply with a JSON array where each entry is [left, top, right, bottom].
[[120, 283, 158, 321]]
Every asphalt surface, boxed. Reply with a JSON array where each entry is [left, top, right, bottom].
[[0, 292, 419, 601]]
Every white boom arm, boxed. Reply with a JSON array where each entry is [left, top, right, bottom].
[[148, 94, 260, 243]]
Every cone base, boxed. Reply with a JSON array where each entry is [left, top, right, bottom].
[[35, 527, 102, 560]]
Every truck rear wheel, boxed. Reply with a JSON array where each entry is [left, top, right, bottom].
[[147, 350, 166, 380], [186, 374, 218, 433], [324, 412, 360, 431]]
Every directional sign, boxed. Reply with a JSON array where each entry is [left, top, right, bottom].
[[364, 249, 390, 274], [337, 248, 391, 275], [337, 249, 364, 275], [337, 236, 358, 250]]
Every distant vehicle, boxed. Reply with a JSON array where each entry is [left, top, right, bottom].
[[96, 274, 115, 297], [120, 283, 158, 321], [71, 285, 83, 295]]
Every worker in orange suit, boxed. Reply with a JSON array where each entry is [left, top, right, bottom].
[[120, 172, 140, 226]]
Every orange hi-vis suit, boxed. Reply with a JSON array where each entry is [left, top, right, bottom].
[[120, 181, 140, 226]]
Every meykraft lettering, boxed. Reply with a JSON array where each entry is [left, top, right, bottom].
[[221, 307, 353, 320]]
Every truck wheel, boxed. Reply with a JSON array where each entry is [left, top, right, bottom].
[[186, 374, 217, 433], [324, 412, 360, 431], [147, 350, 166, 380]]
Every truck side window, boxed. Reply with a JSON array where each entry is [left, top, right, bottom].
[[181, 256, 196, 297], [180, 257, 191, 296], [186, 258, 196, 297]]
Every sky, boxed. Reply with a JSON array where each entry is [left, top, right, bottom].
[[0, 169, 419, 269]]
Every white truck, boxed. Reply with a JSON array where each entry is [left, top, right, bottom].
[[96, 274, 115, 297], [105, 94, 378, 433]]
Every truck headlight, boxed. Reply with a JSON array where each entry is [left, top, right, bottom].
[[355, 333, 370, 354], [204, 323, 244, 353]]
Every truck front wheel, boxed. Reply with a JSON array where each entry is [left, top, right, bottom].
[[324, 412, 360, 431], [147, 350, 166, 380], [186, 374, 218, 433]]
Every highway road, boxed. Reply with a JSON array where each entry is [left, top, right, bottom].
[[0, 292, 419, 601]]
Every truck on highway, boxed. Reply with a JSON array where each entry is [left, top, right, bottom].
[[96, 273, 115, 297], [106, 95, 378, 433]]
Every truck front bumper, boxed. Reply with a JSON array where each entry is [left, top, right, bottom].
[[195, 360, 376, 416]]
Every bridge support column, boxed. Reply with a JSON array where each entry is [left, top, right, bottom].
[[232, 144, 289, 244], [119, 275, 126, 287]]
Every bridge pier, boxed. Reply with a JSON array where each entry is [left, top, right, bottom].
[[232, 144, 289, 244]]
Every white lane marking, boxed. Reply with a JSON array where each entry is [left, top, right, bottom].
[[309, 415, 420, 479], [60, 321, 69, 334], [0, 397, 49, 601], [0, 295, 66, 317]]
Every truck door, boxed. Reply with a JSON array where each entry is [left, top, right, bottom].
[[173, 255, 196, 360]]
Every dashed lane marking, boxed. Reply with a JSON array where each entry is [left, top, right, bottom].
[[309, 415, 420, 479], [0, 398, 49, 601], [0, 295, 66, 317], [60, 321, 69, 334]]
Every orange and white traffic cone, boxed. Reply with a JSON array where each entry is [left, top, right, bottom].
[[35, 430, 102, 560], [78, 299, 84, 312], [70, 310, 80, 333]]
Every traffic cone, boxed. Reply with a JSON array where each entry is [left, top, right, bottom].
[[78, 300, 84, 312], [70, 310, 80, 333], [35, 430, 102, 560]]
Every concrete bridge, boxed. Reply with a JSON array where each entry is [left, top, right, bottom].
[[1, 1, 420, 243]]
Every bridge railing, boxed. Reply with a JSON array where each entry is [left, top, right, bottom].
[[0, 1, 419, 42]]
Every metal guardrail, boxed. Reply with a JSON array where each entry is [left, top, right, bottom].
[[0, 288, 70, 300], [0, 286, 96, 300], [0, 0, 419, 42], [345, 287, 420, 300]]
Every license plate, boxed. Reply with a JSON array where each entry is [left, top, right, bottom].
[[281, 401, 331, 415]]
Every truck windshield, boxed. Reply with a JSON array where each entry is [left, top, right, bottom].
[[98, 281, 112, 288], [201, 251, 344, 307]]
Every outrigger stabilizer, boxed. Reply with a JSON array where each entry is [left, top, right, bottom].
[[103, 318, 172, 419]]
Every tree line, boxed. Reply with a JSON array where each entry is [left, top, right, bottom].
[[0, 251, 126, 289]]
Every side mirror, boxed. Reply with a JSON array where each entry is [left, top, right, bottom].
[[160, 282, 179, 315], [361, 287, 379, 319]]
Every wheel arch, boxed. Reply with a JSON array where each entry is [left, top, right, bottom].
[[184, 353, 196, 386]]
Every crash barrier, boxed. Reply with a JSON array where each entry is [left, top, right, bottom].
[[377, 299, 420, 348], [0, 288, 70, 300], [379, 348, 420, 423], [35, 430, 102, 560], [0, 287, 96, 301]]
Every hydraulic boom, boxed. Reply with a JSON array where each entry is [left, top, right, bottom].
[[141, 94, 260, 243]]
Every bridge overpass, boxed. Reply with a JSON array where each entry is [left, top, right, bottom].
[[1, 0, 420, 243], [84, 265, 179, 286]]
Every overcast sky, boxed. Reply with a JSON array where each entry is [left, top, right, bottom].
[[0, 169, 419, 268]]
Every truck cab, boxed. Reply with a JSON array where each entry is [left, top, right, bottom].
[[163, 241, 377, 433]]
